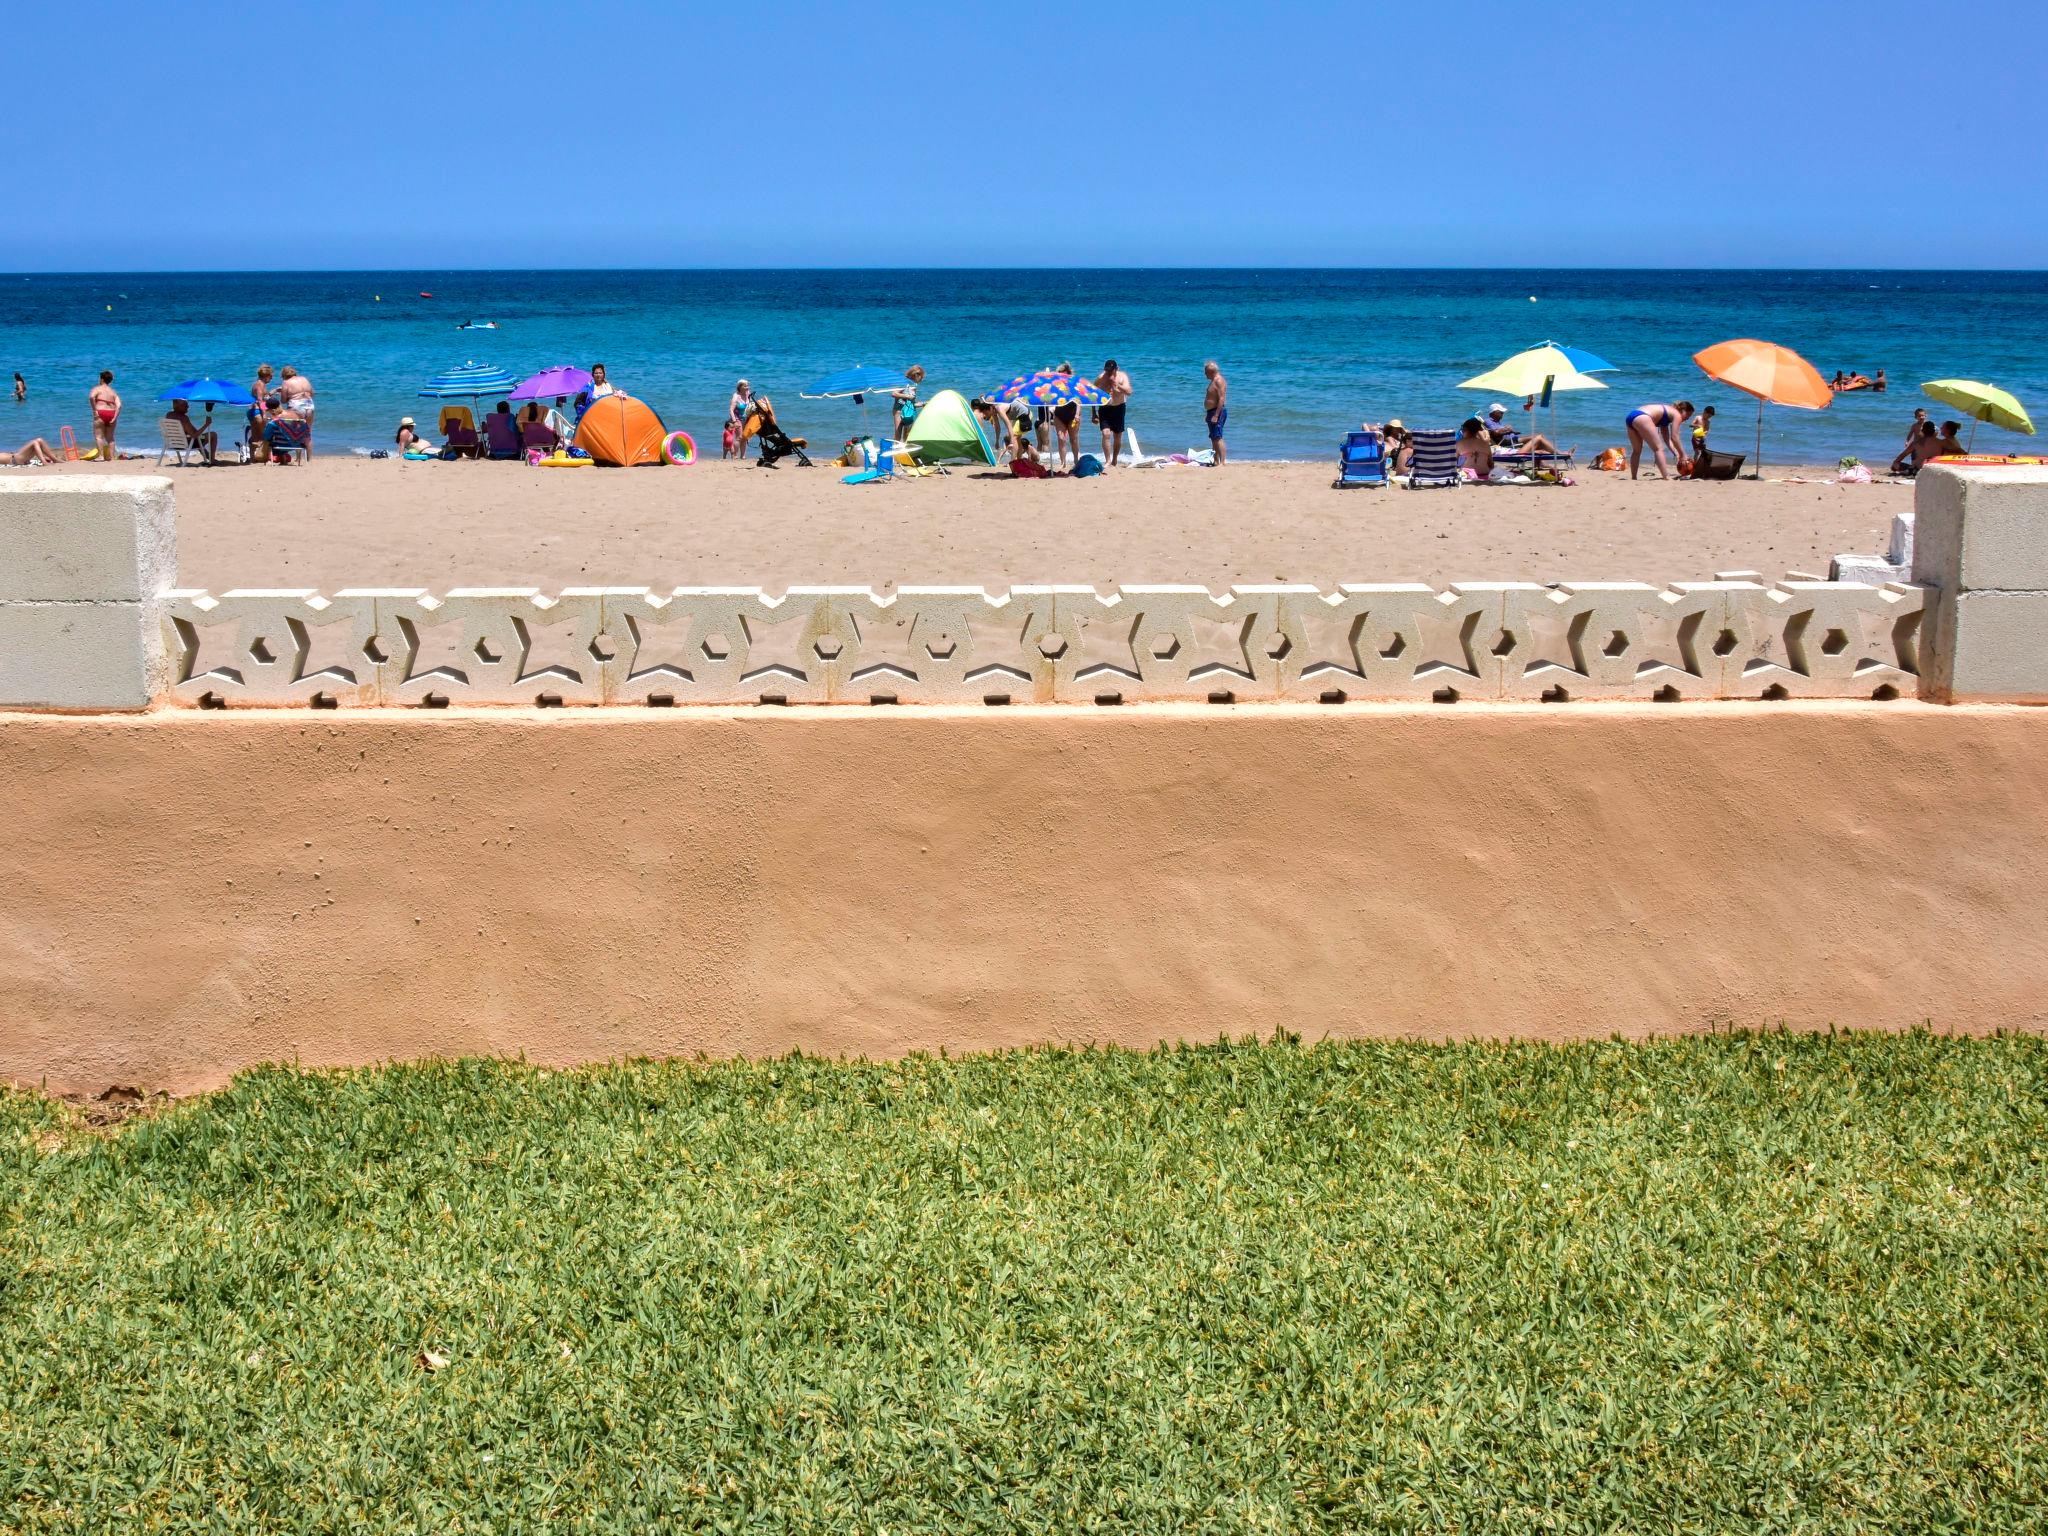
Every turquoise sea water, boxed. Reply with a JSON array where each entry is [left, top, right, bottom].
[[2, 270, 2043, 464]]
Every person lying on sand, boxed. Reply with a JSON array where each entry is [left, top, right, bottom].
[[1484, 404, 1561, 458], [0, 437, 65, 466]]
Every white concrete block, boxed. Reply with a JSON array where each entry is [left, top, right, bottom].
[[1888, 512, 1915, 568], [162, 589, 381, 706], [0, 601, 159, 709], [836, 587, 1057, 704], [1922, 590, 2048, 703], [1828, 556, 1908, 587], [601, 589, 844, 704], [1536, 583, 1708, 700], [377, 590, 608, 705], [1048, 585, 1289, 703], [0, 476, 175, 602], [1914, 464, 2048, 592]]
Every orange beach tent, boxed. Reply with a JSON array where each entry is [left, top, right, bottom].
[[575, 394, 668, 465]]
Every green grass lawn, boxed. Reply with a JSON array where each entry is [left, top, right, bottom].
[[3, 1033, 2046, 1534]]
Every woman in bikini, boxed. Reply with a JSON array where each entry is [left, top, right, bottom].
[[1624, 400, 1694, 480], [1049, 361, 1080, 471], [88, 371, 120, 461], [0, 437, 65, 466]]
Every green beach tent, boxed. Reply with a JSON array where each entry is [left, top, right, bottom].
[[904, 389, 996, 466]]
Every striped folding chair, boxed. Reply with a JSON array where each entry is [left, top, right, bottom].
[[1406, 430, 1461, 488]]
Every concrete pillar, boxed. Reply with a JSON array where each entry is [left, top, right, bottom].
[[1913, 464, 2048, 703], [0, 476, 176, 710]]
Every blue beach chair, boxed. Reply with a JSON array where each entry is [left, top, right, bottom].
[[1333, 430, 1386, 488], [842, 438, 909, 486], [1405, 429, 1460, 488]]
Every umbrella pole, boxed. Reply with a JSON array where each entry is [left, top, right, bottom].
[[1754, 398, 1764, 480], [1969, 418, 1978, 451]]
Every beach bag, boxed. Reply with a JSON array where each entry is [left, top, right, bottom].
[[1073, 453, 1104, 478], [1593, 446, 1625, 472]]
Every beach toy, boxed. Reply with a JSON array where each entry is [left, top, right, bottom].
[[660, 429, 697, 466], [59, 426, 78, 460], [537, 453, 591, 469], [1677, 455, 1696, 477]]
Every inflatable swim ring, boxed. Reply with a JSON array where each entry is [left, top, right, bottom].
[[537, 453, 591, 469], [660, 430, 697, 466]]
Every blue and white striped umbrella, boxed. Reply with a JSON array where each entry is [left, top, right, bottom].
[[418, 361, 520, 400]]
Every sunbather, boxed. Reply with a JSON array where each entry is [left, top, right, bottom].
[[1376, 420, 1413, 475], [1457, 418, 1495, 478], [1932, 420, 1967, 459], [0, 436, 64, 466], [1890, 409, 1930, 473], [1483, 404, 1561, 458]]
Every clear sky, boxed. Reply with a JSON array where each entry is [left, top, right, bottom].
[[10, 0, 2044, 271]]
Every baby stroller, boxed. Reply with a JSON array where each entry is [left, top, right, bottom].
[[745, 399, 812, 468]]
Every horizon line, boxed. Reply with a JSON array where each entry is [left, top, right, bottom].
[[5, 264, 2046, 278]]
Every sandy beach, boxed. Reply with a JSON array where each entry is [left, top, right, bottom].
[[58, 457, 1911, 592]]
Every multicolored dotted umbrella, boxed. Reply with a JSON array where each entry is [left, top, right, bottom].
[[987, 370, 1106, 408]]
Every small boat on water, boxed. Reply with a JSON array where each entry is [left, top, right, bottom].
[[457, 320, 498, 330]]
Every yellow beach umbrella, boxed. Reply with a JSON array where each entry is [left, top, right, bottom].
[[1460, 344, 1607, 452], [1921, 379, 2035, 449], [1459, 344, 1611, 398]]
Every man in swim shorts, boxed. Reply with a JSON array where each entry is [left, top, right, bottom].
[[1095, 359, 1133, 467], [1203, 361, 1228, 466], [88, 371, 120, 461]]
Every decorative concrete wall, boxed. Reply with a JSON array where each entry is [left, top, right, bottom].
[[154, 579, 1927, 707], [4, 703, 2045, 1095]]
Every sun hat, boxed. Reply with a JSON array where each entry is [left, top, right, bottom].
[[401, 416, 415, 426], [1488, 403, 1506, 415], [1385, 418, 1403, 430]]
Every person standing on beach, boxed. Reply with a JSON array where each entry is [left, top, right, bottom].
[[892, 365, 925, 442], [1623, 400, 1692, 480], [278, 367, 314, 421], [1096, 359, 1133, 466], [727, 379, 752, 460], [1203, 362, 1228, 466], [88, 371, 120, 462], [1049, 361, 1081, 471]]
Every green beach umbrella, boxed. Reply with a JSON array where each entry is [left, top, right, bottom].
[[904, 389, 996, 467], [1921, 379, 2035, 449]]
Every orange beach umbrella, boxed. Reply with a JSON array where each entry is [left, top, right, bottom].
[[1692, 338, 1831, 478]]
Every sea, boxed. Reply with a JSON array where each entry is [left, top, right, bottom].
[[2, 269, 2042, 464]]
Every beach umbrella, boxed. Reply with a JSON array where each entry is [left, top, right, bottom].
[[1460, 345, 1607, 448], [1692, 339, 1831, 478], [1534, 340, 1616, 375], [987, 369, 1107, 408], [801, 365, 916, 442], [510, 365, 593, 404], [1920, 379, 2035, 449], [156, 377, 255, 405], [419, 361, 520, 409]]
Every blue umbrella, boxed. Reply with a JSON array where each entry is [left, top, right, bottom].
[[801, 365, 913, 400], [157, 377, 255, 405], [419, 361, 520, 400]]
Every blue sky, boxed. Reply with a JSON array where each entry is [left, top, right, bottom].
[[9, 0, 2044, 270]]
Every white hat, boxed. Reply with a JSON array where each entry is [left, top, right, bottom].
[[400, 416, 415, 426], [1488, 403, 1506, 415]]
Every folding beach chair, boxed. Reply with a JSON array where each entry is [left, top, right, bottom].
[[1333, 430, 1386, 488], [266, 417, 312, 464], [1493, 445, 1575, 475], [1405, 430, 1460, 488], [519, 420, 556, 455], [439, 405, 481, 460], [483, 413, 521, 460], [842, 439, 919, 485], [157, 417, 208, 467]]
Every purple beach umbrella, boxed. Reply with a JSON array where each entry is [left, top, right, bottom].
[[510, 365, 594, 402]]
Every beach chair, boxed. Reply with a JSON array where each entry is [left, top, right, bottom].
[[842, 439, 916, 486], [1494, 445, 1575, 475], [1690, 447, 1746, 480], [1333, 430, 1386, 488], [439, 405, 480, 460], [1405, 430, 1460, 488], [157, 417, 208, 467], [483, 413, 521, 460], [265, 417, 312, 464], [519, 420, 556, 455]]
